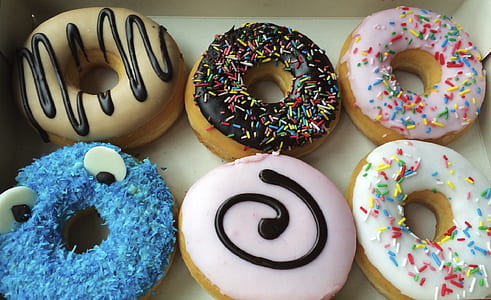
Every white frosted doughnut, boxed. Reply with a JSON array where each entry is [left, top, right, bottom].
[[348, 140, 491, 299]]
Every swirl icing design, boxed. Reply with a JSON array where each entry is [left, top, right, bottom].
[[16, 7, 173, 141], [215, 169, 328, 270], [180, 154, 355, 300], [192, 23, 340, 152]]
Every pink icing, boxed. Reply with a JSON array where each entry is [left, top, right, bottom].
[[341, 6, 486, 140], [180, 153, 356, 300]]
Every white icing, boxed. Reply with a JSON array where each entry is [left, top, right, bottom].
[[83, 146, 126, 181], [352, 140, 491, 299], [181, 153, 356, 300], [0, 186, 36, 234]]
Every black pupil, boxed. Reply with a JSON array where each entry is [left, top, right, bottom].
[[11, 205, 32, 222], [96, 172, 116, 185]]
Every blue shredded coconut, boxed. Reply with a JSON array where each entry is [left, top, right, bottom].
[[0, 143, 176, 300]]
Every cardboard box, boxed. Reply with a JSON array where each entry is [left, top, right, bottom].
[[0, 0, 489, 299]]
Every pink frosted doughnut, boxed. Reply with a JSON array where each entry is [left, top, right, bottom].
[[179, 153, 355, 299], [338, 6, 486, 145]]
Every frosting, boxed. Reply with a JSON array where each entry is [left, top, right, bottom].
[[191, 23, 340, 152], [351, 140, 491, 299], [0, 187, 36, 234], [0, 143, 175, 299], [83, 145, 127, 182], [15, 7, 180, 142], [181, 153, 355, 299], [341, 6, 486, 140]]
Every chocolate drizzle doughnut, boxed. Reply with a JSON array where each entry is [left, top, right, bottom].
[[17, 8, 173, 140], [14, 7, 185, 149], [215, 169, 328, 270], [191, 23, 340, 153]]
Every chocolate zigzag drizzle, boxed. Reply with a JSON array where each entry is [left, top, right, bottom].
[[215, 169, 328, 270], [16, 8, 173, 141]]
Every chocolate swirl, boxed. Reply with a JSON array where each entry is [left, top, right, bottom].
[[16, 8, 173, 141], [215, 169, 328, 269]]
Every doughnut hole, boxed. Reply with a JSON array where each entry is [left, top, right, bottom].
[[403, 190, 454, 242], [243, 62, 294, 104], [64, 49, 122, 95], [391, 49, 442, 95], [79, 66, 119, 94], [64, 207, 109, 254]]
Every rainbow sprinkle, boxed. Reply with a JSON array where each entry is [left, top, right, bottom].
[[192, 23, 340, 152], [345, 6, 485, 140], [356, 141, 491, 299]]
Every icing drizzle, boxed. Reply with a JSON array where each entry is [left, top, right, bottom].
[[215, 169, 328, 269], [193, 23, 340, 152], [16, 7, 174, 141]]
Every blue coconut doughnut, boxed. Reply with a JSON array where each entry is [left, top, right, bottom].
[[0, 142, 175, 299]]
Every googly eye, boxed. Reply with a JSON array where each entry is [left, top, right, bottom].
[[0, 186, 36, 234], [83, 146, 127, 184]]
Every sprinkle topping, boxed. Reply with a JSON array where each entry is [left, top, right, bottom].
[[193, 23, 340, 152], [353, 140, 491, 299], [344, 6, 486, 140]]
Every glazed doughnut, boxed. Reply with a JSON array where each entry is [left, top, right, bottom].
[[338, 6, 486, 145], [347, 140, 491, 299], [179, 153, 355, 299], [185, 22, 340, 161], [14, 7, 186, 149], [0, 143, 175, 299]]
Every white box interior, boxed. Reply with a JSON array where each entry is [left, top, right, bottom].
[[0, 0, 489, 299]]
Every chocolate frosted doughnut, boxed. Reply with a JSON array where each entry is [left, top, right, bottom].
[[186, 23, 340, 161]]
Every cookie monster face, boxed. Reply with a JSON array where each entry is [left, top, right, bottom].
[[0, 145, 127, 234], [0, 142, 175, 299]]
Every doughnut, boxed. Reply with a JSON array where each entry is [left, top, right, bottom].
[[338, 6, 486, 145], [14, 7, 186, 149], [179, 153, 355, 299], [347, 140, 491, 299], [185, 23, 340, 161], [0, 142, 175, 299]]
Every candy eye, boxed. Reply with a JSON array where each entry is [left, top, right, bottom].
[[83, 146, 127, 184], [0, 186, 36, 234]]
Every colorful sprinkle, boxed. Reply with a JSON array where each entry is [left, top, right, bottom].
[[344, 5, 485, 141], [352, 140, 491, 299], [193, 23, 339, 152]]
